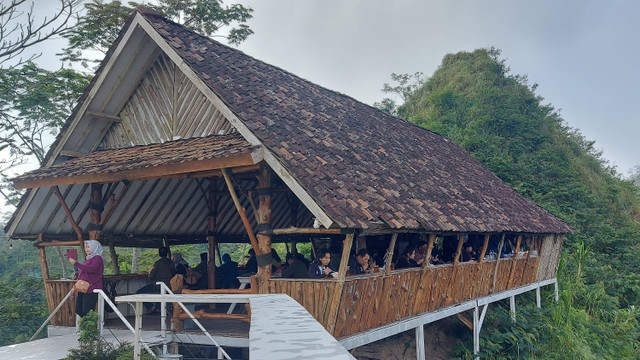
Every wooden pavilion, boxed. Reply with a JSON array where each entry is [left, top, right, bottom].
[[6, 8, 572, 347]]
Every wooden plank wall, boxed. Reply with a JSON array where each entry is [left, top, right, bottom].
[[262, 257, 542, 338], [101, 54, 234, 149], [44, 280, 77, 326]]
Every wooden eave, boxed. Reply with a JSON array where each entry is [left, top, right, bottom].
[[13, 152, 260, 189]]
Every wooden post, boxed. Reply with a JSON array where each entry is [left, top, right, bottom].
[[255, 166, 273, 282], [88, 183, 104, 241], [491, 234, 506, 293], [109, 242, 120, 275], [478, 234, 490, 263], [423, 234, 436, 268], [385, 233, 398, 275], [326, 233, 354, 335], [453, 234, 464, 265], [507, 235, 523, 288], [207, 178, 217, 290], [289, 193, 299, 255]]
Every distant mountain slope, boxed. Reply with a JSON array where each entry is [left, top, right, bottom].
[[398, 48, 640, 307]]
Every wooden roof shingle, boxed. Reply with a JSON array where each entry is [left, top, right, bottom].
[[138, 10, 572, 234]]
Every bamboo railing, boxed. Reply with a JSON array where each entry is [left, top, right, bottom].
[[260, 256, 541, 338]]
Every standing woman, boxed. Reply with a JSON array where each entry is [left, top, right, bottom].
[[69, 240, 105, 317]]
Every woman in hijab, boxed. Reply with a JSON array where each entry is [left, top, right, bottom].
[[172, 253, 189, 268], [68, 240, 105, 317]]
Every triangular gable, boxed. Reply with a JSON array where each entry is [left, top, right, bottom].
[[101, 54, 235, 149], [6, 9, 334, 237]]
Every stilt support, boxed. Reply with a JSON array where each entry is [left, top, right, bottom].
[[473, 304, 488, 360], [554, 280, 559, 302], [415, 325, 425, 360], [536, 287, 541, 308], [510, 296, 516, 322]]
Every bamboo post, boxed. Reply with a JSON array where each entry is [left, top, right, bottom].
[[491, 234, 506, 292], [478, 234, 490, 263], [384, 233, 399, 275], [221, 168, 261, 253], [326, 233, 354, 335]]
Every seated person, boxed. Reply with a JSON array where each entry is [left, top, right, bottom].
[[396, 245, 421, 269], [348, 249, 372, 275], [170, 263, 196, 293], [414, 241, 429, 265], [242, 248, 257, 275], [308, 251, 336, 279], [137, 247, 175, 314], [461, 242, 476, 262], [282, 253, 309, 278], [439, 236, 458, 263], [217, 253, 240, 288], [295, 252, 310, 268], [192, 252, 209, 289]]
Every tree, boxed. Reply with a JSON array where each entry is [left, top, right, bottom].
[[61, 0, 253, 68], [0, 0, 82, 68], [0, 63, 90, 207], [629, 165, 640, 186], [373, 72, 425, 116]]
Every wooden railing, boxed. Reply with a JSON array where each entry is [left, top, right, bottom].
[[260, 256, 541, 337], [44, 274, 149, 326]]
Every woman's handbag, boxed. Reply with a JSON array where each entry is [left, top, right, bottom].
[[75, 280, 90, 293]]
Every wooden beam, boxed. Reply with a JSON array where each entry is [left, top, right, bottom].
[[221, 168, 261, 254], [423, 234, 436, 269], [59, 150, 87, 158], [14, 152, 258, 189], [53, 186, 83, 244], [86, 111, 121, 122], [109, 242, 120, 275], [37, 240, 82, 248], [265, 227, 344, 235]]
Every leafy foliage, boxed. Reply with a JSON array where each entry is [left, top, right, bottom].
[[61, 0, 253, 68], [0, 275, 47, 346], [384, 47, 640, 358]]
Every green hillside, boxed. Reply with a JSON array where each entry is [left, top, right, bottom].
[[394, 48, 640, 358]]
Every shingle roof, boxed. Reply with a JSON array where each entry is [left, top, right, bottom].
[[138, 10, 572, 234], [12, 133, 255, 186]]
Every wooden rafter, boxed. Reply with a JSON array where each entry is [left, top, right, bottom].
[[53, 186, 83, 243]]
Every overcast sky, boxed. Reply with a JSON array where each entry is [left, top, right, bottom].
[[229, 0, 639, 176], [25, 0, 639, 177]]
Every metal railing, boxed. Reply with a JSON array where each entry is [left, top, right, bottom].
[[156, 282, 231, 360]]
